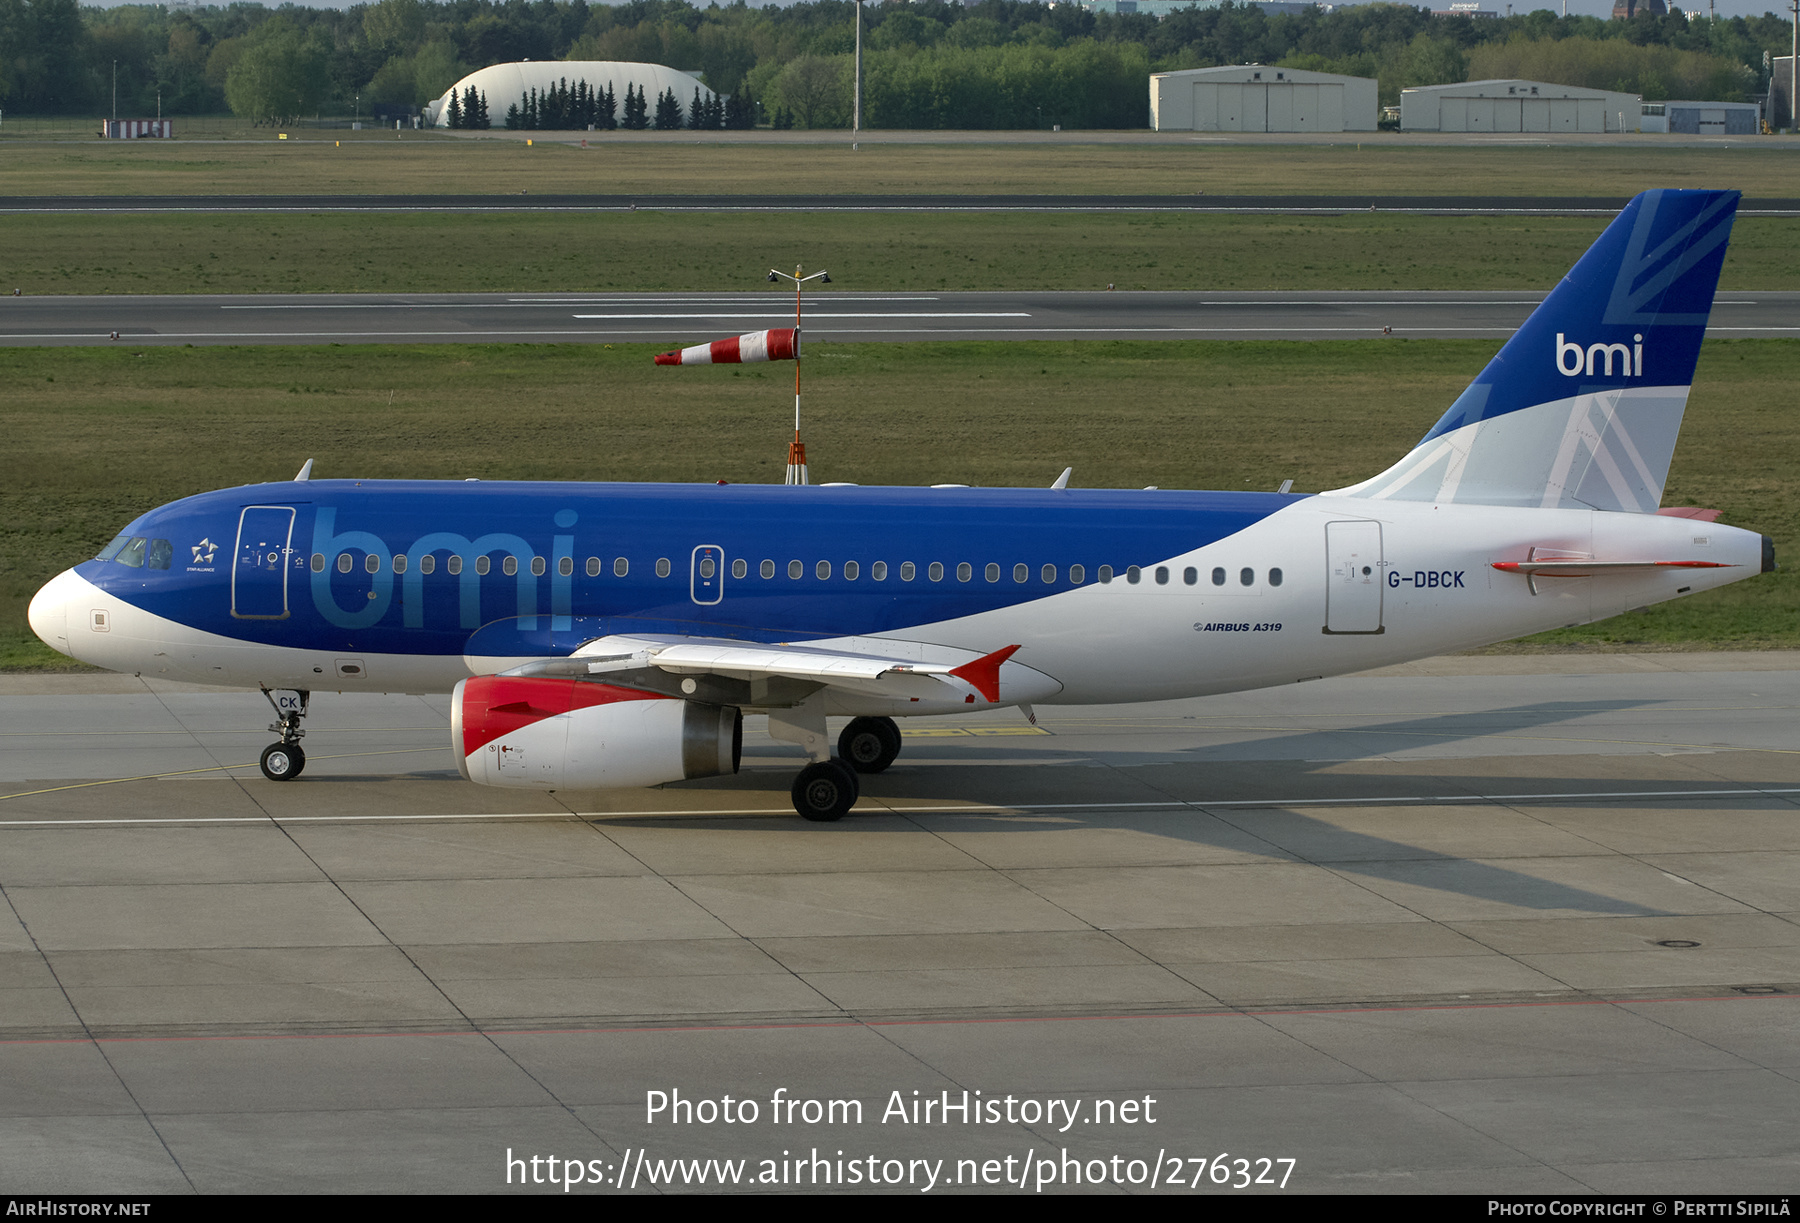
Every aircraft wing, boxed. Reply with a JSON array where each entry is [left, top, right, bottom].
[[498, 634, 1052, 707]]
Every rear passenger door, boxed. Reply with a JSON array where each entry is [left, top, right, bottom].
[[1324, 520, 1384, 634]]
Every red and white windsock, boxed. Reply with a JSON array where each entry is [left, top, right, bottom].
[[655, 328, 799, 366]]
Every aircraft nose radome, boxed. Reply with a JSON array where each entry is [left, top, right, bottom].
[[28, 568, 78, 652]]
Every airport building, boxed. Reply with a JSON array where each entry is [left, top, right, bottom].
[[1150, 64, 1378, 133], [424, 61, 716, 129], [1401, 79, 1642, 133], [1639, 100, 1761, 135]]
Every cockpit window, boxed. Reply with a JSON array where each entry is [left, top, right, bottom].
[[97, 534, 131, 562], [115, 537, 148, 568], [146, 539, 173, 570]]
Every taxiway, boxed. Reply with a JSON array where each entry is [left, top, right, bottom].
[[2, 654, 1795, 1192]]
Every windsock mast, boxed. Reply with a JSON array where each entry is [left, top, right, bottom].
[[767, 264, 830, 485]]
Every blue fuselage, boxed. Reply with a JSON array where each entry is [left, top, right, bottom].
[[84, 479, 1301, 660]]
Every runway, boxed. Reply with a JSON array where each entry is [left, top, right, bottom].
[[2, 653, 1796, 1193], [8, 289, 1800, 347], [7, 194, 1800, 217]]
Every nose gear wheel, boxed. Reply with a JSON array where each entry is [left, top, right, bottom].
[[258, 686, 310, 781]]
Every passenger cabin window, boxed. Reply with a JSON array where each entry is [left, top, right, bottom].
[[928, 562, 944, 582], [1040, 564, 1055, 584], [1212, 567, 1226, 586], [1098, 565, 1113, 583], [957, 563, 972, 582], [614, 558, 628, 577], [1240, 567, 1254, 587], [788, 560, 803, 579], [761, 559, 776, 579], [1069, 564, 1084, 584], [502, 556, 517, 576], [699, 557, 715, 579], [558, 557, 573, 577], [366, 554, 382, 574], [336, 553, 353, 574], [900, 562, 916, 581], [985, 563, 1000, 583], [475, 556, 491, 575], [422, 555, 437, 575], [311, 553, 326, 572], [447, 556, 463, 575], [586, 557, 601, 577], [844, 561, 859, 580], [1126, 566, 1142, 584], [393, 555, 408, 574], [656, 558, 671, 578], [1183, 567, 1197, 586], [1154, 566, 1169, 585], [1269, 568, 1284, 587], [816, 560, 831, 580], [872, 561, 888, 581], [531, 557, 546, 577]]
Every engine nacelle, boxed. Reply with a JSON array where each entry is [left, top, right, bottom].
[[452, 675, 740, 790]]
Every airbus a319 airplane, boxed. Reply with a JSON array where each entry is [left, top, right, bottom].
[[28, 188, 1775, 820]]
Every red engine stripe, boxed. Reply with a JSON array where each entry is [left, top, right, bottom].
[[459, 676, 664, 757]]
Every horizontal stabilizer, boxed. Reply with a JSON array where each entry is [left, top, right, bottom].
[[1492, 560, 1733, 574]]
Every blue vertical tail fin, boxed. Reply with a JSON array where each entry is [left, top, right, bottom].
[[1329, 188, 1739, 512]]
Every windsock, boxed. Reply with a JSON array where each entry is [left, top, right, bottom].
[[655, 328, 799, 366]]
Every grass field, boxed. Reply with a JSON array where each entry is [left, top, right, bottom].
[[2, 338, 1793, 671], [7, 210, 1799, 295], [4, 136, 1800, 199]]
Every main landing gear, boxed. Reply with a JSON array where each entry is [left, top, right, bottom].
[[789, 717, 903, 822], [839, 716, 902, 775], [792, 760, 859, 822], [258, 687, 309, 781]]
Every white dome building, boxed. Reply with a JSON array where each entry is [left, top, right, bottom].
[[425, 61, 716, 128]]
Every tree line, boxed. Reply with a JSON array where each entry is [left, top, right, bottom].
[[4, 0, 1794, 127], [485, 76, 755, 129]]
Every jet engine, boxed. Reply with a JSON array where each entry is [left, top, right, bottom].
[[452, 675, 740, 790]]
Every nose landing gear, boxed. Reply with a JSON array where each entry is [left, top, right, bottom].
[[258, 687, 309, 781]]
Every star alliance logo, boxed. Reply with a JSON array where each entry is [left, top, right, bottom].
[[192, 538, 218, 564]]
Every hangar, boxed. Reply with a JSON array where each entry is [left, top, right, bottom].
[[1401, 79, 1641, 133], [1150, 65, 1378, 133], [424, 61, 716, 129], [1640, 100, 1761, 135]]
